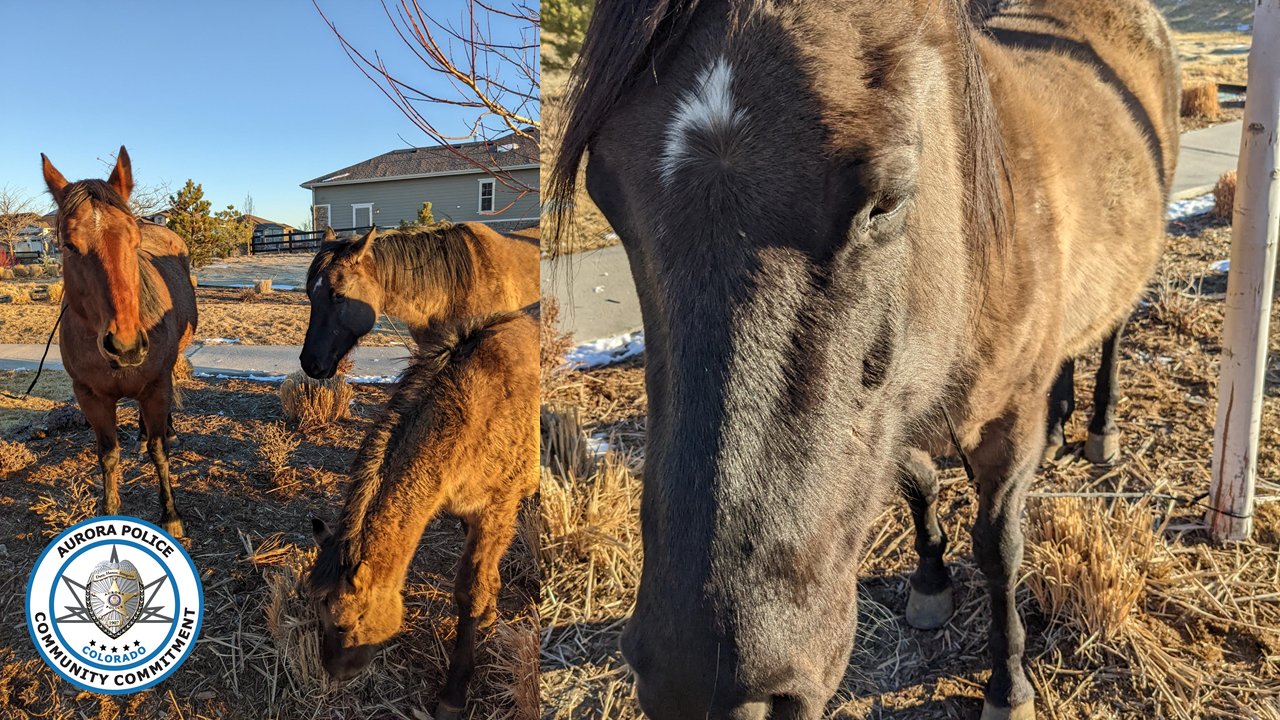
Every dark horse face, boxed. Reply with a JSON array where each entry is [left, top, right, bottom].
[[556, 2, 986, 717], [301, 228, 380, 379], [308, 518, 402, 681], [42, 148, 150, 369]]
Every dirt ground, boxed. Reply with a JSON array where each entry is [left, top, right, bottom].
[[0, 284, 409, 347], [0, 372, 538, 719], [539, 211, 1280, 719]]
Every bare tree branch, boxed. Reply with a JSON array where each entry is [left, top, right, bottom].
[[314, 0, 540, 200]]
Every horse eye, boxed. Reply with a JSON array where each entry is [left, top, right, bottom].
[[870, 196, 908, 222], [332, 293, 347, 304]]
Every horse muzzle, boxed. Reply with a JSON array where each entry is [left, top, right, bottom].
[[102, 330, 149, 368]]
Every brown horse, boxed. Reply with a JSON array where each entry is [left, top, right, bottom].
[[308, 310, 538, 718], [550, 0, 1178, 718], [300, 223, 538, 379], [41, 148, 198, 537]]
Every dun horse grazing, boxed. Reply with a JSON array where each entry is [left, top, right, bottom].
[[41, 148, 198, 537], [300, 223, 538, 379], [551, 0, 1178, 717], [308, 310, 537, 718]]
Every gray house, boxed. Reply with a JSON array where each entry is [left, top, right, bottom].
[[301, 130, 538, 233]]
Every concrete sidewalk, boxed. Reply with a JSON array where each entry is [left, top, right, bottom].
[[543, 121, 1245, 342], [0, 343, 410, 380]]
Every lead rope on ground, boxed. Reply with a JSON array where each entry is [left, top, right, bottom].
[[0, 303, 67, 401]]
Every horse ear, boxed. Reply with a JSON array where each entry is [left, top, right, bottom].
[[350, 561, 373, 591], [323, 226, 336, 242], [41, 154, 69, 205], [351, 227, 376, 260], [311, 517, 332, 545], [108, 146, 133, 202]]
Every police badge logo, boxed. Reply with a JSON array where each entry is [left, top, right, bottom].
[[26, 516, 203, 694], [86, 548, 144, 639]]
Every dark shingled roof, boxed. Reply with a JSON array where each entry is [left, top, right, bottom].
[[301, 129, 539, 188]]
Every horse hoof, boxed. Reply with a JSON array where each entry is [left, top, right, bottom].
[[1041, 443, 1065, 465], [1084, 431, 1119, 465], [435, 701, 465, 720], [161, 518, 185, 539], [905, 586, 954, 630], [980, 700, 1036, 720]]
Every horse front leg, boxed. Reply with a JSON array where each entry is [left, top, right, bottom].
[[436, 504, 519, 720], [970, 405, 1041, 720], [139, 385, 184, 538], [75, 384, 121, 516], [1085, 321, 1125, 465], [899, 447, 954, 629]]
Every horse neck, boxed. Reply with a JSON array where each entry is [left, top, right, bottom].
[[374, 233, 475, 327], [341, 426, 447, 588]]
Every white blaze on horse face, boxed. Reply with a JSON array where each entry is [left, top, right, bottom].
[[660, 56, 746, 185]]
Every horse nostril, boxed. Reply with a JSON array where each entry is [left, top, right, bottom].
[[103, 333, 121, 356]]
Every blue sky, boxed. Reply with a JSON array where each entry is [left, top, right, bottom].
[[0, 1, 537, 228]]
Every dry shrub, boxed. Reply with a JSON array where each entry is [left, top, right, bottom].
[[11, 265, 29, 278], [172, 354, 194, 383], [540, 295, 575, 380], [262, 545, 331, 691], [0, 439, 36, 477], [254, 279, 273, 294], [239, 287, 259, 302], [45, 282, 63, 305], [1025, 498, 1202, 713], [1213, 170, 1237, 220], [278, 371, 353, 429], [1181, 81, 1220, 120], [0, 267, 13, 279], [29, 476, 97, 535], [540, 406, 641, 623], [3, 286, 30, 304], [257, 421, 300, 483], [1026, 498, 1158, 642], [541, 404, 594, 479]]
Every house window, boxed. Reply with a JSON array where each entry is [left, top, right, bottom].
[[352, 203, 374, 228], [478, 179, 495, 214], [313, 204, 331, 230]]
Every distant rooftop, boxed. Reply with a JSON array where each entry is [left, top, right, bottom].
[[301, 129, 539, 189]]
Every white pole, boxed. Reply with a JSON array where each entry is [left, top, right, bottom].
[[1208, 0, 1280, 542]]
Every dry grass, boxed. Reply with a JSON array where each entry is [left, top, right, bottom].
[[239, 287, 260, 302], [12, 265, 30, 278], [257, 420, 301, 487], [1214, 170, 1237, 220], [0, 439, 37, 478], [278, 371, 354, 430], [541, 296, 576, 389], [1181, 81, 1221, 120], [255, 279, 273, 294]]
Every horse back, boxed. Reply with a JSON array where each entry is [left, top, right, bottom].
[[977, 0, 1179, 357], [459, 222, 540, 312]]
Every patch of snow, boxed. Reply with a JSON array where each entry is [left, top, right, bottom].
[[1166, 193, 1215, 221], [593, 285, 605, 293], [1211, 259, 1230, 272], [587, 434, 611, 457], [566, 331, 645, 369], [201, 338, 241, 345], [194, 372, 286, 383], [347, 374, 400, 384], [274, 284, 297, 291]]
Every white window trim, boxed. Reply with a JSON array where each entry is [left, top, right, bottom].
[[352, 203, 374, 227], [478, 178, 496, 214], [313, 204, 331, 229]]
